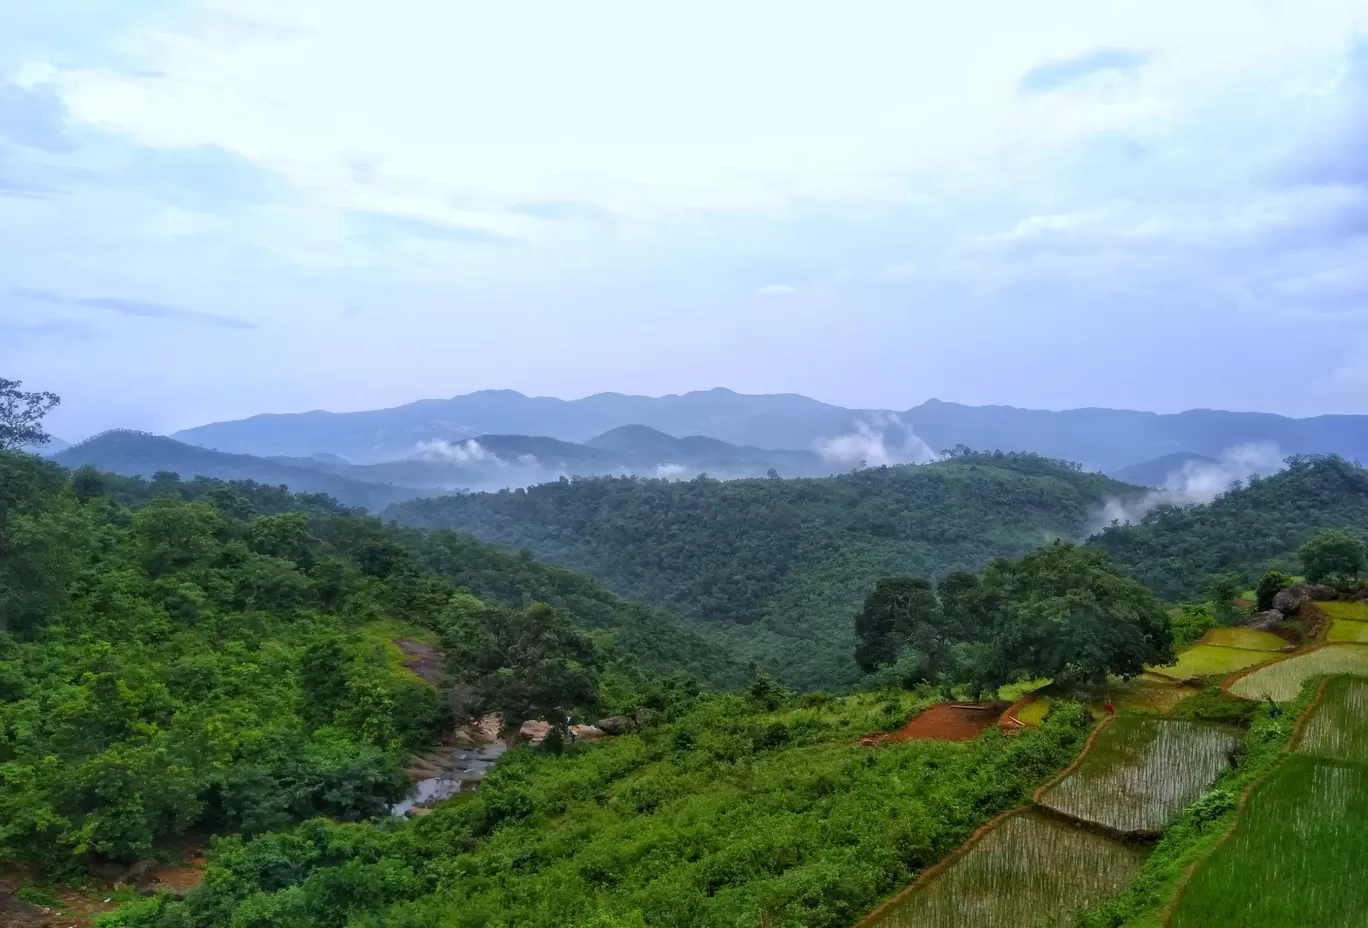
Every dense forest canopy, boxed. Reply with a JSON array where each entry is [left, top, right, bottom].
[[388, 452, 1141, 689], [1089, 454, 1368, 600], [0, 449, 747, 873]]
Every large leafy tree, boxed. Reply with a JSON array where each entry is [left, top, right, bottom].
[[853, 577, 954, 682], [441, 593, 603, 744], [1298, 528, 1367, 584], [960, 543, 1173, 687], [0, 378, 60, 451]]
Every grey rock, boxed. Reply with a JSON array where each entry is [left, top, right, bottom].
[[596, 715, 636, 736]]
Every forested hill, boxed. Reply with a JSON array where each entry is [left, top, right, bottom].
[[1089, 454, 1368, 601], [387, 452, 1140, 689]]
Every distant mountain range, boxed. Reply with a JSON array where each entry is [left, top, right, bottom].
[[51, 425, 841, 509], [172, 388, 1368, 474]]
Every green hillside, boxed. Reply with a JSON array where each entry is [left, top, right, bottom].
[[1089, 454, 1368, 601], [388, 451, 1140, 689]]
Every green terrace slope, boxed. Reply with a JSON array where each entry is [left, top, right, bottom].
[[1089, 454, 1368, 601], [387, 452, 1140, 689]]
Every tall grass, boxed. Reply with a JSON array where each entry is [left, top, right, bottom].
[[1296, 678, 1368, 765], [1228, 645, 1368, 701], [1171, 755, 1368, 927], [1037, 718, 1238, 834], [864, 810, 1149, 928]]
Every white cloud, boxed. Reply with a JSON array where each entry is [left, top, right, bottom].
[[45, 0, 1368, 221], [816, 413, 940, 468], [755, 283, 799, 297]]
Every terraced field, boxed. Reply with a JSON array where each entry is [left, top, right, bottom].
[[1320, 601, 1368, 643], [1170, 755, 1368, 927], [1146, 643, 1273, 681], [1035, 718, 1239, 834], [1228, 644, 1368, 701], [859, 810, 1149, 928], [1200, 627, 1287, 650], [1296, 677, 1368, 766]]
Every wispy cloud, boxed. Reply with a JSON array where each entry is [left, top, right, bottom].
[[0, 80, 78, 152], [756, 283, 799, 297], [10, 287, 258, 330], [1019, 48, 1152, 95], [351, 211, 514, 244]]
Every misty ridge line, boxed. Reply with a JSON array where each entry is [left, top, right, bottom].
[[1091, 441, 1286, 534]]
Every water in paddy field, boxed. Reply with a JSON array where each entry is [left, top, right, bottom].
[[391, 741, 507, 816], [1037, 718, 1240, 834], [863, 810, 1150, 928]]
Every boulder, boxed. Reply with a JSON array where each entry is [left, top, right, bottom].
[[1243, 609, 1285, 631], [1272, 584, 1339, 616], [1351, 587, 1368, 603], [596, 715, 636, 736]]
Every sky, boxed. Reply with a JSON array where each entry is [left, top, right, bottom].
[[3, 1, 1368, 440]]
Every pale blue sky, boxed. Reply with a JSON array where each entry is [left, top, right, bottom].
[[3, 1, 1368, 439]]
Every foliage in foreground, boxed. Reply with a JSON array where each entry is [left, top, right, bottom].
[[100, 696, 1095, 928]]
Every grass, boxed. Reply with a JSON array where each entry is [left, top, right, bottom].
[[1015, 698, 1053, 726], [1317, 600, 1368, 621], [862, 809, 1149, 928], [1228, 645, 1368, 701], [1146, 644, 1272, 681], [1296, 677, 1368, 765], [359, 617, 441, 684], [1170, 755, 1368, 927], [1326, 618, 1368, 643], [1198, 627, 1287, 651], [1036, 718, 1239, 834]]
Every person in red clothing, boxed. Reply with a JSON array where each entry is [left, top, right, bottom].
[[1104, 700, 1115, 715]]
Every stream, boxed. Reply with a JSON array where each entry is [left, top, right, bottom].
[[390, 740, 508, 816]]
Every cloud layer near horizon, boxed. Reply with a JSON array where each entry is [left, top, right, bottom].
[[3, 1, 1368, 439]]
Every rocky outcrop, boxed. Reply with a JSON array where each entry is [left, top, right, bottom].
[[1272, 584, 1338, 616], [1243, 609, 1285, 631], [596, 715, 636, 736]]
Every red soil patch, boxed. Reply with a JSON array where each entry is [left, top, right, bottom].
[[864, 702, 1009, 745]]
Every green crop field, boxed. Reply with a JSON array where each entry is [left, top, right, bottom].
[[1296, 678, 1368, 765], [863, 809, 1149, 928], [1036, 718, 1239, 834], [1171, 755, 1368, 927], [1318, 601, 1368, 621], [1327, 618, 1368, 643], [1200, 627, 1288, 651], [1015, 697, 1052, 726], [1228, 645, 1368, 701], [1146, 644, 1272, 681]]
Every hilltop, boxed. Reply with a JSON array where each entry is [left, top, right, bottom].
[[1090, 454, 1368, 601], [388, 451, 1140, 688]]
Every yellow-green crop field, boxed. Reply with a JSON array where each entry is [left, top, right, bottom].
[[1200, 627, 1287, 650], [1147, 644, 1272, 681], [1228, 645, 1368, 701]]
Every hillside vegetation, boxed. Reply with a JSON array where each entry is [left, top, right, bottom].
[[1089, 454, 1368, 601], [101, 691, 1093, 928], [388, 451, 1140, 689], [0, 450, 745, 873]]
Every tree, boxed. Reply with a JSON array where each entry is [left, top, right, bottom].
[[0, 379, 60, 451], [957, 543, 1172, 688], [440, 593, 602, 745], [853, 577, 952, 681], [1207, 571, 1246, 625], [1298, 528, 1367, 584], [1255, 570, 1294, 611]]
